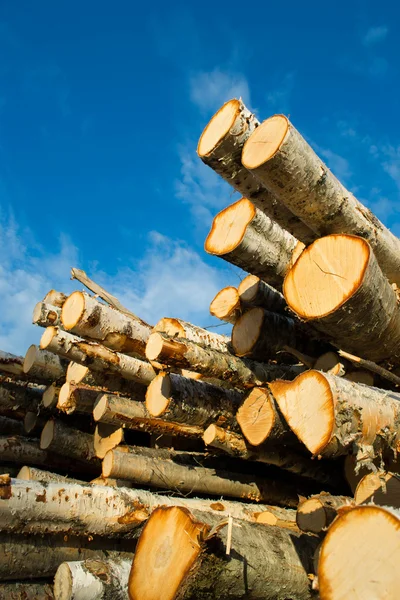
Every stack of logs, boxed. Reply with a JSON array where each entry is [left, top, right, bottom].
[[1, 99, 400, 600]]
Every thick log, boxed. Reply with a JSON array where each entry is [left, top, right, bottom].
[[0, 478, 277, 537], [355, 471, 400, 506], [242, 114, 400, 285], [0, 582, 54, 599], [296, 493, 354, 533], [146, 332, 305, 388], [153, 317, 230, 353], [40, 419, 100, 468], [43, 290, 67, 307], [129, 505, 318, 600], [102, 449, 301, 506], [146, 372, 242, 429], [284, 234, 400, 365], [94, 423, 124, 459], [32, 302, 61, 327], [0, 351, 24, 377], [93, 393, 204, 438], [40, 327, 156, 385], [0, 436, 87, 472], [318, 506, 400, 599], [0, 381, 42, 420], [57, 382, 98, 415], [66, 362, 146, 400], [231, 307, 322, 361], [0, 415, 25, 436], [203, 424, 341, 487], [42, 383, 59, 408], [238, 274, 288, 314], [269, 370, 400, 462], [205, 198, 304, 290], [54, 558, 131, 600], [62, 291, 151, 356], [23, 345, 66, 382], [209, 286, 241, 323], [17, 466, 84, 484], [0, 532, 134, 581], [197, 98, 314, 242], [23, 412, 46, 436]]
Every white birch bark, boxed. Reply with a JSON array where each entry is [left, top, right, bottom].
[[153, 317, 230, 353], [17, 466, 84, 484], [54, 558, 131, 600], [23, 345, 66, 382], [0, 351, 24, 377], [40, 419, 100, 467], [66, 362, 146, 400], [42, 290, 67, 307], [0, 582, 54, 599], [57, 383, 99, 415], [32, 302, 61, 327]]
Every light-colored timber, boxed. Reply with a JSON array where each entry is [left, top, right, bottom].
[[0, 582, 54, 599], [57, 382, 99, 414], [54, 558, 132, 600], [238, 274, 288, 314], [0, 350, 24, 377], [42, 383, 60, 408], [17, 466, 84, 484], [32, 302, 61, 327], [355, 471, 400, 506], [40, 419, 100, 467], [296, 493, 354, 533], [209, 286, 241, 323], [43, 290, 67, 307], [94, 423, 124, 459], [66, 361, 146, 399], [153, 317, 230, 353], [23, 345, 66, 382]]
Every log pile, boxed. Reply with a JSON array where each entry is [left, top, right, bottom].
[[1, 100, 400, 599]]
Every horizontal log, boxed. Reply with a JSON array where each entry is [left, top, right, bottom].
[[209, 286, 241, 323], [43, 289, 67, 307], [0, 351, 24, 377], [146, 332, 305, 388], [40, 419, 100, 468], [0, 381, 42, 420], [296, 493, 354, 533], [66, 361, 146, 399], [354, 471, 400, 506], [153, 317, 230, 353], [94, 423, 124, 459], [238, 274, 288, 313], [40, 327, 156, 385], [54, 558, 131, 600], [57, 382, 99, 415], [23, 412, 47, 436], [23, 345, 66, 383], [0, 582, 54, 599], [62, 291, 151, 356], [0, 415, 25, 436], [17, 466, 84, 484], [32, 302, 61, 327]]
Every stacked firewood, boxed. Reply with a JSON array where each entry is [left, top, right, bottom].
[[1, 100, 400, 600]]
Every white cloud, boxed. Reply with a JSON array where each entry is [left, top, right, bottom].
[[363, 26, 388, 46], [189, 68, 251, 115]]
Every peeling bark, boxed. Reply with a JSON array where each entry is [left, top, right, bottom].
[[153, 318, 230, 353], [0, 351, 24, 378], [23, 345, 67, 383], [40, 419, 100, 468], [54, 558, 132, 600], [32, 302, 61, 327]]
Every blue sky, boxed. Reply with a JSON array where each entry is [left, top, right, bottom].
[[1, 0, 400, 354]]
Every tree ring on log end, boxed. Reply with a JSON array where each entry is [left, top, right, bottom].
[[40, 419, 55, 450], [146, 373, 171, 417], [197, 98, 240, 158], [236, 387, 275, 446], [62, 291, 86, 330]]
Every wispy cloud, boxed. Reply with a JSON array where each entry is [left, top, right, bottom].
[[266, 72, 295, 115], [363, 26, 388, 46], [189, 68, 251, 115], [382, 145, 400, 191]]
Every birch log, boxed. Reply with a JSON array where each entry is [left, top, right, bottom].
[[209, 287, 241, 323], [0, 437, 91, 473], [0, 478, 275, 537], [145, 372, 242, 429], [197, 98, 315, 242], [296, 493, 354, 533], [238, 274, 288, 314], [284, 234, 400, 365], [40, 419, 100, 467], [129, 505, 318, 600], [0, 582, 54, 599], [94, 423, 124, 459], [242, 114, 400, 285], [23, 345, 66, 382], [43, 290, 67, 307], [17, 466, 84, 484], [0, 351, 24, 377], [23, 412, 46, 436], [57, 383, 99, 415], [146, 332, 305, 388], [42, 383, 59, 408], [318, 506, 400, 600], [0, 415, 25, 436], [93, 393, 204, 438], [354, 471, 400, 506], [269, 370, 400, 462], [40, 327, 156, 385], [153, 317, 230, 353], [205, 198, 304, 290], [66, 362, 146, 400], [102, 449, 301, 506], [54, 558, 131, 600], [62, 291, 151, 357], [0, 381, 41, 419], [32, 302, 61, 327]]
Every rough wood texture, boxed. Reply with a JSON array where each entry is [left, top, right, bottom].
[[318, 506, 400, 599], [242, 114, 400, 285], [284, 234, 400, 365], [146, 332, 305, 388], [62, 291, 151, 356], [0, 478, 275, 537], [66, 362, 146, 400], [40, 327, 156, 385], [197, 98, 314, 242], [205, 198, 304, 291], [23, 345, 66, 382], [54, 558, 131, 600], [153, 317, 230, 353], [0, 415, 25, 436], [0, 351, 24, 377], [57, 382, 99, 415], [355, 471, 400, 506], [296, 493, 354, 533], [32, 302, 61, 327], [43, 290, 67, 308], [209, 287, 241, 323], [17, 466, 84, 484], [0, 582, 54, 599], [270, 370, 400, 463], [129, 505, 318, 600], [0, 436, 88, 472], [0, 380, 42, 420], [146, 372, 242, 429], [102, 449, 301, 506], [40, 419, 100, 468], [238, 274, 288, 314]]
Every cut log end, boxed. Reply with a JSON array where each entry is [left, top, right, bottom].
[[61, 290, 86, 330], [197, 98, 240, 157], [128, 506, 208, 600], [42, 383, 59, 408], [24, 412, 38, 434], [16, 465, 31, 480], [102, 450, 114, 478], [146, 373, 170, 417], [269, 370, 334, 455], [22, 345, 38, 374], [93, 394, 108, 421], [53, 562, 73, 600], [205, 198, 256, 256], [238, 274, 261, 303], [236, 387, 275, 446], [284, 234, 370, 320], [58, 382, 71, 411], [40, 326, 57, 349], [296, 498, 328, 533], [231, 307, 264, 356], [153, 317, 184, 338], [202, 423, 219, 446], [319, 506, 400, 600], [355, 471, 400, 506], [94, 423, 124, 459], [66, 362, 90, 384], [40, 419, 55, 450], [241, 114, 289, 169], [209, 287, 240, 322], [145, 332, 168, 362]]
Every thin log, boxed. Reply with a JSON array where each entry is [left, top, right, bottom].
[[17, 466, 84, 484], [355, 471, 400, 506], [62, 291, 151, 356], [40, 327, 156, 385], [205, 197, 304, 291], [90, 477, 134, 488], [254, 508, 298, 530], [0, 582, 54, 599], [153, 317, 230, 353], [129, 505, 318, 600], [66, 362, 146, 399], [238, 274, 288, 314], [296, 493, 354, 533], [197, 98, 315, 242], [145, 372, 242, 429], [146, 331, 305, 388], [23, 345, 66, 382], [57, 382, 99, 415], [32, 302, 61, 327], [54, 558, 131, 600], [102, 449, 302, 506], [23, 412, 47, 436], [0, 415, 25, 436], [318, 506, 400, 599], [0, 478, 278, 537], [314, 351, 350, 376], [42, 383, 59, 408], [242, 114, 400, 285], [94, 423, 124, 459], [0, 382, 41, 420], [40, 419, 100, 467], [338, 349, 400, 388], [209, 286, 241, 323], [43, 290, 67, 307], [269, 370, 400, 462], [0, 351, 24, 377]]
